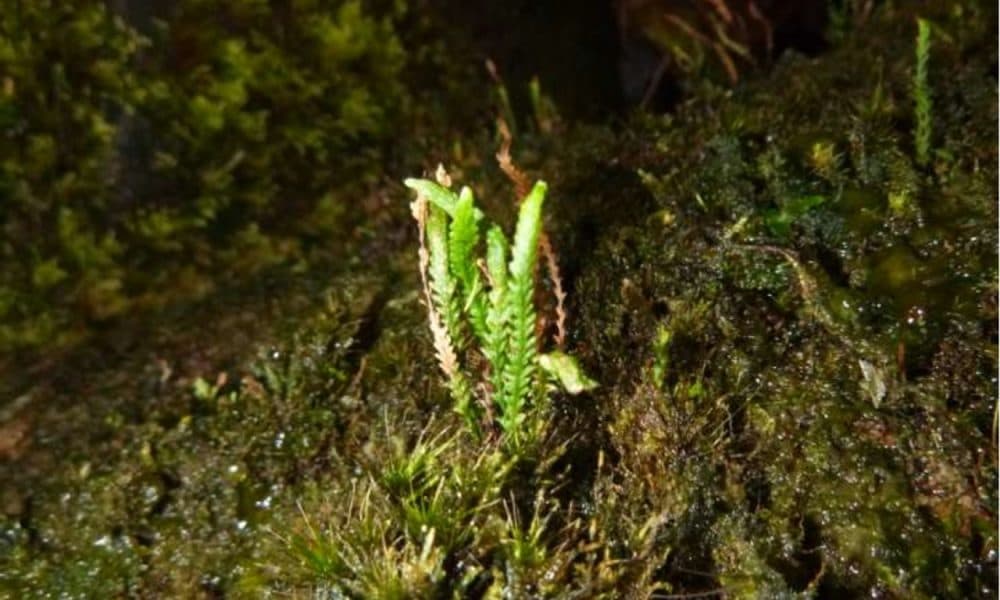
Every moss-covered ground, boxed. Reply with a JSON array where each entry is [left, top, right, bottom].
[[1, 1, 996, 598]]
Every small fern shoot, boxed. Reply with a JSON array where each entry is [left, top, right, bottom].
[[410, 188, 477, 432], [484, 225, 511, 408], [405, 170, 595, 449]]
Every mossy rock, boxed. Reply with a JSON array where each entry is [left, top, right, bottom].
[[0, 1, 996, 598], [564, 3, 996, 596]]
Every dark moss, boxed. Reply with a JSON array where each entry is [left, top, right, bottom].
[[566, 2, 997, 596]]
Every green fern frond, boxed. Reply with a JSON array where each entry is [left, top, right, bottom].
[[484, 225, 511, 401], [485, 225, 510, 295], [449, 187, 488, 344], [425, 202, 477, 429], [497, 181, 547, 440], [426, 204, 462, 348], [404, 179, 484, 221]]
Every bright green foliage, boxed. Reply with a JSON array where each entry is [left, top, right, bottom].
[[2, 4, 993, 596], [426, 204, 463, 348], [913, 18, 933, 167], [538, 351, 598, 395], [406, 176, 594, 447], [495, 183, 545, 442], [425, 201, 478, 430], [448, 188, 488, 343], [405, 179, 485, 221], [484, 225, 512, 405]]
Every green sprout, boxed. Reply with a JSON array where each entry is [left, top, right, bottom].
[[913, 17, 933, 167], [406, 170, 595, 448], [651, 324, 672, 391]]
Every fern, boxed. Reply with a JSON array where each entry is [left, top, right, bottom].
[[406, 172, 594, 448], [484, 226, 511, 411], [426, 204, 463, 350], [496, 182, 545, 441], [423, 201, 477, 429], [405, 179, 485, 221], [448, 188, 488, 344]]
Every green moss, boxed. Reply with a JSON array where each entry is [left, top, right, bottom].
[[1, 1, 994, 597], [567, 2, 996, 596], [0, 0, 436, 352], [0, 270, 392, 597]]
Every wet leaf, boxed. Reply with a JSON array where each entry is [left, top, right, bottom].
[[539, 351, 598, 395]]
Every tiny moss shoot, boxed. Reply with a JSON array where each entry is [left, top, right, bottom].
[[914, 17, 933, 167]]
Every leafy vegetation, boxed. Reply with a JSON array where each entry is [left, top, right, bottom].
[[571, 3, 996, 595], [0, 2, 144, 347], [406, 170, 595, 448]]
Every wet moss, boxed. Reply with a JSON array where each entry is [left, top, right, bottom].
[[0, 0, 471, 354], [1, 1, 995, 597], [567, 2, 996, 596], [0, 266, 403, 597]]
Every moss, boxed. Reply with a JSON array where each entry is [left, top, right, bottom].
[[565, 2, 996, 596], [0, 267, 396, 597], [1, 1, 995, 597], [0, 0, 457, 353]]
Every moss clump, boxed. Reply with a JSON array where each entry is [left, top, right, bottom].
[[0, 3, 144, 348], [565, 2, 996, 596], [0, 271, 391, 597], [0, 0, 417, 352]]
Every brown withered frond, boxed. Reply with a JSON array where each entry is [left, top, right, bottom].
[[412, 194, 461, 381], [540, 234, 568, 349], [495, 118, 531, 201]]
